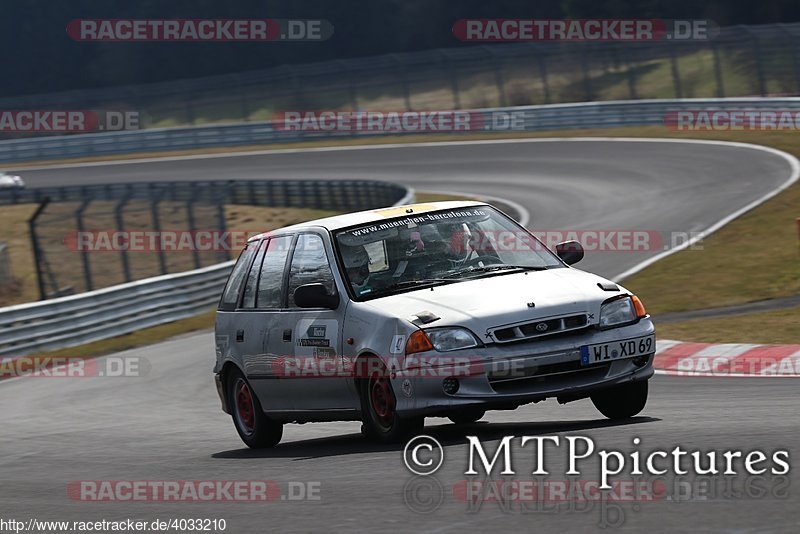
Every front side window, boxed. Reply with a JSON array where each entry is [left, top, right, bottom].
[[334, 206, 563, 300], [287, 234, 335, 308]]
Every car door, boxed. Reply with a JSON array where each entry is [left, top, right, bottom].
[[215, 239, 260, 377], [279, 232, 352, 411], [244, 235, 297, 412]]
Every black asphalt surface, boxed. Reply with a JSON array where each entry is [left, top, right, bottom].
[[2, 139, 798, 533]]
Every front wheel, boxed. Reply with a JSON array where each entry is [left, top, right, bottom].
[[591, 380, 648, 419], [360, 358, 423, 442], [228, 368, 283, 448]]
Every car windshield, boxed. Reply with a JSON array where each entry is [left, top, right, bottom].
[[334, 205, 563, 299]]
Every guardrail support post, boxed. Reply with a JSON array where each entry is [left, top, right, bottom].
[[711, 43, 725, 97], [216, 197, 230, 263], [29, 197, 51, 301], [75, 197, 94, 292], [440, 50, 461, 110], [744, 28, 767, 96], [186, 190, 201, 270], [669, 47, 683, 98], [483, 46, 507, 107], [391, 55, 413, 111], [538, 55, 550, 104], [580, 49, 594, 101], [338, 60, 359, 110], [115, 192, 132, 283], [150, 190, 168, 275]]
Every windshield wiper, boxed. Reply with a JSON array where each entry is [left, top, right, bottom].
[[380, 278, 451, 291], [442, 265, 549, 278]]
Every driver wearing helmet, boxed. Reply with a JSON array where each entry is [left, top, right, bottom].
[[341, 244, 373, 296]]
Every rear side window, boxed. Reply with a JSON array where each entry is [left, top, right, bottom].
[[257, 236, 293, 308], [219, 241, 259, 310], [241, 240, 268, 309]]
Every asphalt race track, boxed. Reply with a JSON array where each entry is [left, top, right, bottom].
[[2, 139, 798, 532]]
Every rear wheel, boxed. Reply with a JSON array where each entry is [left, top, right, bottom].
[[228, 368, 283, 448], [360, 358, 423, 442], [448, 409, 485, 425], [591, 380, 648, 419]]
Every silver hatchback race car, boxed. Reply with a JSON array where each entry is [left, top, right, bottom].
[[214, 201, 655, 447]]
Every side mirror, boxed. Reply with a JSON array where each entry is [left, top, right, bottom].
[[555, 240, 584, 265], [294, 283, 339, 309]]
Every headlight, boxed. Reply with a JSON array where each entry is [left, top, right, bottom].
[[425, 327, 480, 352], [599, 297, 638, 328]]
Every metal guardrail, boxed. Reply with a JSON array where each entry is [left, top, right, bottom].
[[0, 179, 411, 208], [1, 97, 799, 163], [0, 260, 233, 357], [0, 183, 413, 357]]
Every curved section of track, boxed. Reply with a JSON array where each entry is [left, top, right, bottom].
[[15, 138, 797, 278]]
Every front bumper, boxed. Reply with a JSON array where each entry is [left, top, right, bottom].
[[393, 318, 655, 416]]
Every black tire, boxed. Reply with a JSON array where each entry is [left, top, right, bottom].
[[228, 368, 283, 448], [448, 409, 486, 425], [360, 357, 423, 443], [591, 380, 649, 419]]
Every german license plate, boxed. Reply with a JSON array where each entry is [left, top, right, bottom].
[[580, 334, 655, 366]]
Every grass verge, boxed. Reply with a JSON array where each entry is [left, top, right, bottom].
[[655, 306, 800, 345]]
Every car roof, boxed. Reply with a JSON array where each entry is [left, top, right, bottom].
[[248, 200, 489, 242]]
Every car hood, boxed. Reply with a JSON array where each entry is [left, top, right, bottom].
[[365, 268, 627, 335]]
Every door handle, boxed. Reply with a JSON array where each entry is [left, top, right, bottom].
[[282, 329, 292, 342], [235, 330, 244, 342]]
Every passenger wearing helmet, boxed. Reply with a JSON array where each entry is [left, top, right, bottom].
[[341, 244, 372, 296], [440, 222, 473, 265]]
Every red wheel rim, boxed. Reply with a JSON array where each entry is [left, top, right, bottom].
[[370, 375, 395, 429], [235, 379, 255, 434]]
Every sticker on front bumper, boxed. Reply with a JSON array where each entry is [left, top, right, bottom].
[[580, 334, 655, 366]]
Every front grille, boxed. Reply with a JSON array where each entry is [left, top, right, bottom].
[[489, 362, 611, 394], [489, 313, 589, 343], [487, 359, 584, 382]]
